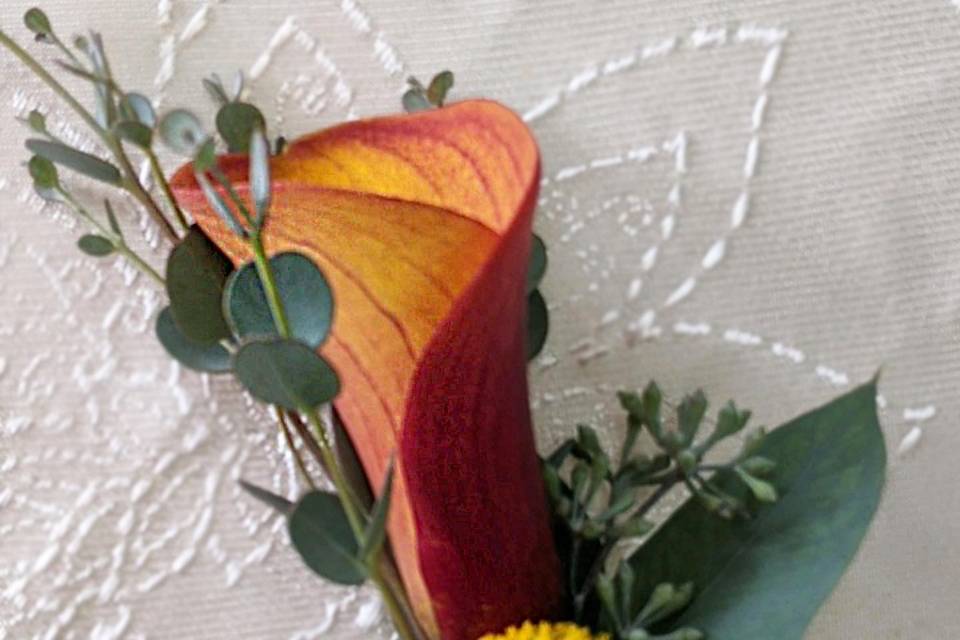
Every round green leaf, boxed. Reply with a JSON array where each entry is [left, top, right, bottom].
[[402, 89, 431, 113], [159, 109, 206, 156], [233, 338, 340, 410], [28, 155, 58, 190], [224, 253, 334, 349], [25, 139, 122, 186], [526, 233, 547, 294], [121, 93, 157, 128], [288, 491, 366, 585], [526, 289, 548, 361], [77, 234, 114, 257], [114, 121, 153, 148], [216, 102, 265, 153], [155, 307, 231, 373], [23, 8, 52, 37], [27, 109, 47, 134], [165, 226, 233, 344]]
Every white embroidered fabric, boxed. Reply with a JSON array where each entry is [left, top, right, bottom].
[[1, 1, 957, 638]]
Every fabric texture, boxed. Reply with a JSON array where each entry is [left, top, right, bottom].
[[0, 1, 957, 638]]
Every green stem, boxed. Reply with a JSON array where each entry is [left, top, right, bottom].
[[275, 407, 317, 491], [147, 148, 189, 232], [250, 231, 421, 640], [573, 474, 682, 620], [250, 232, 291, 336]]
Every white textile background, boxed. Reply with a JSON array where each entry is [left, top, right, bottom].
[[1, 1, 958, 638]]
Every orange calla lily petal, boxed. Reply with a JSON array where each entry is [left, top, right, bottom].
[[170, 100, 562, 640]]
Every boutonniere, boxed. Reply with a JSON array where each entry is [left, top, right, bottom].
[[2, 9, 885, 640]]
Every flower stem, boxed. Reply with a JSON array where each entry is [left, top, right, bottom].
[[275, 406, 317, 491], [250, 235, 423, 640], [147, 148, 190, 232]]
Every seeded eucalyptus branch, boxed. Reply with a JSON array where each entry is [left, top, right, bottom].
[[543, 383, 776, 639]]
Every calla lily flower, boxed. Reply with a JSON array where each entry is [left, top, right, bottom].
[[170, 100, 562, 640]]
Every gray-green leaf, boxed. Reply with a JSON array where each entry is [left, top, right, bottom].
[[26, 109, 47, 134], [28, 155, 58, 190], [238, 479, 294, 514], [159, 109, 206, 156], [114, 121, 153, 148], [224, 253, 333, 349], [233, 338, 340, 410], [77, 234, 114, 257], [155, 307, 232, 373], [165, 226, 233, 344], [402, 89, 431, 113], [25, 139, 122, 186], [216, 102, 265, 153], [628, 380, 885, 639], [526, 289, 548, 360], [121, 93, 157, 128], [526, 234, 548, 294], [288, 491, 366, 585], [23, 8, 52, 38]]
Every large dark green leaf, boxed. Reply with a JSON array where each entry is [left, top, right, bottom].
[[233, 337, 340, 410], [165, 226, 233, 344], [155, 307, 232, 373], [629, 380, 886, 639], [288, 491, 366, 585], [224, 253, 334, 348]]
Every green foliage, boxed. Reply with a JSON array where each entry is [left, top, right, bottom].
[[165, 226, 233, 344], [288, 491, 367, 585], [628, 380, 885, 640], [427, 70, 455, 106], [113, 120, 152, 148], [23, 8, 52, 40], [238, 479, 294, 514], [233, 337, 340, 410], [359, 460, 395, 563], [120, 93, 156, 128], [224, 253, 334, 349], [77, 234, 114, 256], [25, 138, 122, 185], [27, 155, 58, 190], [402, 71, 455, 112], [216, 102, 265, 153], [155, 307, 232, 373], [159, 109, 206, 155], [527, 233, 548, 294], [526, 289, 549, 360]]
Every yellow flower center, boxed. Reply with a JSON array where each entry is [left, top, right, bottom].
[[477, 621, 609, 640]]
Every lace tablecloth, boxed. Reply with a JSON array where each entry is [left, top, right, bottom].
[[1, 1, 958, 638]]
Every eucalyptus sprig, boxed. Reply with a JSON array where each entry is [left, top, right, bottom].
[[543, 383, 776, 639], [1, 8, 188, 244], [402, 70, 455, 113]]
